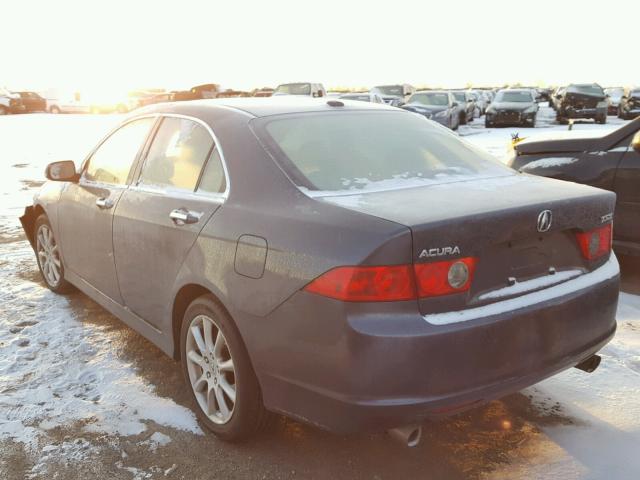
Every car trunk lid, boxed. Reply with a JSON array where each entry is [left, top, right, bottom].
[[318, 174, 616, 315]]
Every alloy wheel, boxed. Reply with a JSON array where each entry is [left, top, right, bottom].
[[186, 314, 237, 424], [36, 224, 61, 287]]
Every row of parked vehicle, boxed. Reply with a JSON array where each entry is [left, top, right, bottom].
[[4, 82, 638, 128], [272, 82, 541, 130]]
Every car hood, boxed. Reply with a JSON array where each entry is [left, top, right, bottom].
[[516, 131, 601, 154], [491, 102, 534, 111]]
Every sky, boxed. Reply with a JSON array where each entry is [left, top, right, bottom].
[[2, 0, 638, 96]]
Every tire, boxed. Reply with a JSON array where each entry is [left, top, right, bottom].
[[180, 294, 270, 442], [459, 112, 467, 125], [529, 114, 537, 127], [49, 106, 61, 114], [34, 214, 74, 293], [485, 119, 492, 128], [0, 105, 7, 115]]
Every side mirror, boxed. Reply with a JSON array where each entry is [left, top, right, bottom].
[[555, 94, 562, 99], [45, 160, 78, 182], [452, 101, 458, 107], [632, 132, 640, 154]]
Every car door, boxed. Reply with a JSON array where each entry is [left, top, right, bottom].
[[113, 115, 227, 328], [613, 131, 640, 245], [58, 117, 156, 302]]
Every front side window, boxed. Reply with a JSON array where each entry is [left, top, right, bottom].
[[85, 117, 154, 185], [139, 117, 213, 191], [254, 111, 509, 192]]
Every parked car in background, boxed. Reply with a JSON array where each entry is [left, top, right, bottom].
[[509, 118, 640, 255], [618, 88, 640, 120], [0, 87, 25, 114], [21, 97, 619, 444], [550, 86, 565, 111], [252, 88, 274, 97], [14, 91, 46, 112], [273, 82, 326, 98], [555, 84, 608, 124], [338, 92, 385, 103], [469, 90, 487, 116], [451, 91, 475, 124], [605, 87, 624, 115], [45, 92, 91, 113], [191, 84, 221, 99], [370, 84, 415, 106], [485, 89, 538, 128], [402, 90, 459, 130]]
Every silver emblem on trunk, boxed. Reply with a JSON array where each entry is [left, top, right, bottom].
[[537, 210, 552, 233]]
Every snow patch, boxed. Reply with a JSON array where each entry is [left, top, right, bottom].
[[0, 245, 202, 452], [520, 157, 578, 171]]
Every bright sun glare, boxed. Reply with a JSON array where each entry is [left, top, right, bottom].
[[2, 0, 638, 98]]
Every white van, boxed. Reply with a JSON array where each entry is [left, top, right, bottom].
[[273, 82, 326, 98]]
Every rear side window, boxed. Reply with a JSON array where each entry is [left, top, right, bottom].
[[197, 148, 227, 194], [255, 111, 509, 192], [139, 117, 213, 191], [85, 117, 154, 185]]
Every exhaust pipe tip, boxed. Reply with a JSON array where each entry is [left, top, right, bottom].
[[575, 354, 601, 373], [388, 425, 422, 447]]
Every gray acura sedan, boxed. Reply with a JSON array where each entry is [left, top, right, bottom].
[[20, 97, 619, 444]]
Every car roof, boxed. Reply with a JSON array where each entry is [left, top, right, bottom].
[[138, 97, 397, 118]]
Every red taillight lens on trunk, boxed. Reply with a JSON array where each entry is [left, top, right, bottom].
[[304, 265, 416, 302], [304, 257, 478, 302], [575, 224, 612, 260], [414, 257, 477, 297]]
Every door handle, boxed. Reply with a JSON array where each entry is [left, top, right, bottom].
[[96, 197, 114, 209], [169, 208, 202, 226]]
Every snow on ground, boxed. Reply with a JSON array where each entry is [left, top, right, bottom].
[[0, 106, 638, 479]]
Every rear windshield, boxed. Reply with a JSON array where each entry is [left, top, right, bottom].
[[494, 91, 533, 103], [409, 92, 449, 106], [567, 84, 604, 96], [275, 83, 311, 95], [253, 111, 508, 193]]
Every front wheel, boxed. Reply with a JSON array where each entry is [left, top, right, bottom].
[[34, 214, 74, 293], [181, 295, 270, 442]]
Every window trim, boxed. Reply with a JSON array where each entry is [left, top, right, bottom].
[[79, 115, 159, 188], [129, 113, 230, 200]]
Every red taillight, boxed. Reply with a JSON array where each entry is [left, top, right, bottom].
[[304, 265, 416, 302], [414, 257, 477, 297], [575, 224, 612, 260], [304, 257, 478, 302]]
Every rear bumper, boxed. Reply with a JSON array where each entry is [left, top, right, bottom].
[[255, 257, 619, 433]]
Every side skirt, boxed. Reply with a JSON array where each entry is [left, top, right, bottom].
[[65, 270, 174, 357]]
